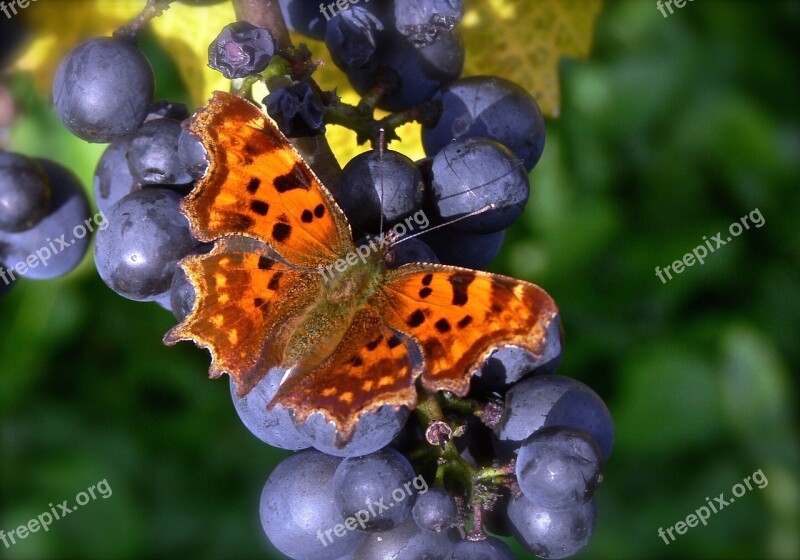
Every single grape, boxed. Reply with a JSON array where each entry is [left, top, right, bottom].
[[422, 76, 546, 171], [495, 375, 614, 461], [419, 225, 505, 269], [230, 370, 311, 451], [508, 495, 596, 559], [208, 21, 275, 79], [144, 100, 190, 122], [337, 150, 425, 233], [348, 30, 464, 112], [298, 405, 410, 458], [451, 536, 515, 560], [0, 159, 92, 280], [169, 265, 196, 322], [353, 516, 460, 560], [53, 37, 154, 143], [394, 0, 464, 45], [516, 426, 602, 510], [0, 152, 51, 233], [94, 188, 203, 301], [411, 487, 457, 532], [177, 128, 209, 181], [260, 450, 366, 560], [325, 6, 384, 71], [280, 0, 329, 40], [127, 118, 192, 185], [93, 137, 140, 215], [264, 82, 326, 137], [430, 137, 529, 233], [387, 237, 439, 268], [473, 315, 563, 393], [332, 448, 418, 531]]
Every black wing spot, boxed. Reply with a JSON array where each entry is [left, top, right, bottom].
[[366, 335, 383, 351], [449, 273, 475, 306], [267, 271, 283, 291], [246, 177, 261, 194], [274, 163, 311, 193], [421, 273, 433, 286], [272, 222, 292, 242], [491, 303, 503, 314], [250, 200, 269, 215], [419, 287, 433, 299], [407, 309, 426, 328], [434, 318, 452, 333], [351, 356, 364, 367], [457, 315, 473, 329], [387, 335, 402, 349], [301, 209, 313, 223], [254, 298, 265, 307], [258, 256, 273, 270], [314, 204, 325, 218]]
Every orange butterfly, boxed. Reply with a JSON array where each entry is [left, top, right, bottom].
[[164, 91, 559, 443]]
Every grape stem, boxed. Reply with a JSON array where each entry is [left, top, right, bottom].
[[115, 0, 176, 41]]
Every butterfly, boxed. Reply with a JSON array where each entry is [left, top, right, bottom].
[[164, 91, 559, 444]]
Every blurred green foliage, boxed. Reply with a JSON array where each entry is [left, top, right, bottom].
[[1, 1, 799, 559]]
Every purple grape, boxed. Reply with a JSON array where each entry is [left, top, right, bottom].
[[0, 152, 51, 233], [264, 82, 326, 137], [208, 21, 275, 79], [93, 137, 140, 215], [411, 487, 457, 532], [430, 137, 529, 233], [280, 0, 329, 40], [495, 375, 614, 462], [325, 6, 383, 71], [451, 536, 515, 560], [353, 516, 460, 559], [332, 448, 419, 531], [230, 370, 310, 451], [298, 405, 410, 458], [422, 76, 546, 171], [260, 450, 366, 559], [0, 159, 92, 280], [337, 150, 425, 233], [127, 118, 192, 186], [420, 225, 505, 269], [144, 100, 190, 122], [94, 188, 203, 301], [387, 237, 439, 268], [53, 37, 154, 143], [508, 495, 596, 559], [177, 128, 209, 181], [516, 427, 602, 509], [394, 0, 464, 45]]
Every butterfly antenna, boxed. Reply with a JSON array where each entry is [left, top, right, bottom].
[[393, 204, 497, 246], [378, 128, 386, 237]]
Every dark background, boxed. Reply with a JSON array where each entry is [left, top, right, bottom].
[[1, 1, 798, 558]]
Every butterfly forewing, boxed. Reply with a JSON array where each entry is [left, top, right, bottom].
[[183, 91, 354, 268], [381, 263, 560, 395]]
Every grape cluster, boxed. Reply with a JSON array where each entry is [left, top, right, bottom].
[[39, 1, 613, 558]]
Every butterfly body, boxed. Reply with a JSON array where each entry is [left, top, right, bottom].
[[165, 91, 560, 443]]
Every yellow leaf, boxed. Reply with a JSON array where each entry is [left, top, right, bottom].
[[461, 0, 603, 118], [150, 2, 235, 106]]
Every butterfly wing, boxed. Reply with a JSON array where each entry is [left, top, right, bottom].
[[269, 304, 419, 443], [183, 91, 354, 268], [164, 240, 323, 394], [381, 263, 559, 395]]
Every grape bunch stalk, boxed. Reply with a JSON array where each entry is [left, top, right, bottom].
[[2, 0, 615, 558]]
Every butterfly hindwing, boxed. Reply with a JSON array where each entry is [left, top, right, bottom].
[[270, 305, 419, 442], [182, 91, 354, 268], [164, 242, 323, 393], [381, 263, 560, 395]]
